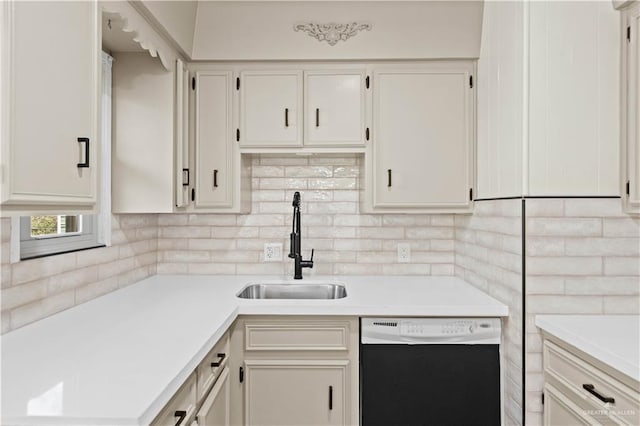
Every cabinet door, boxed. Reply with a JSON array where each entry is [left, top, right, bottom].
[[304, 71, 366, 146], [1, 0, 99, 208], [372, 66, 474, 210], [175, 59, 190, 208], [195, 71, 234, 208], [244, 360, 348, 426], [626, 4, 640, 214], [239, 71, 302, 147], [194, 367, 230, 426]]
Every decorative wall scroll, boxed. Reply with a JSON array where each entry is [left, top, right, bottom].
[[293, 22, 372, 46]]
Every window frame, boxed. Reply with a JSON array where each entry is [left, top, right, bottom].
[[19, 215, 101, 259]]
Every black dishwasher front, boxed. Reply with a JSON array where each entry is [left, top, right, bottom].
[[360, 318, 501, 426]]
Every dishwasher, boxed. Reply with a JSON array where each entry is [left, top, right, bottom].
[[360, 317, 502, 426]]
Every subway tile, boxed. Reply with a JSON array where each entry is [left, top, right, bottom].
[[332, 166, 360, 178], [188, 215, 237, 226], [603, 217, 640, 237], [308, 202, 357, 214], [309, 156, 358, 166], [604, 257, 640, 276], [253, 190, 286, 202], [252, 165, 285, 177], [527, 257, 602, 276], [236, 214, 284, 227], [188, 239, 237, 251], [285, 166, 332, 178], [603, 296, 640, 314], [1, 279, 47, 310], [526, 295, 602, 314], [564, 276, 640, 295], [525, 199, 564, 217], [526, 237, 565, 256], [357, 227, 404, 239], [564, 238, 639, 256], [12, 254, 77, 286], [406, 227, 454, 239], [308, 178, 357, 190], [47, 266, 99, 295], [333, 215, 381, 227], [564, 199, 625, 217], [527, 218, 602, 237]]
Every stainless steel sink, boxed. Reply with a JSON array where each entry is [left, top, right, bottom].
[[237, 283, 347, 300]]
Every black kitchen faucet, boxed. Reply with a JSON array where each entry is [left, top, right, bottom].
[[288, 191, 314, 279]]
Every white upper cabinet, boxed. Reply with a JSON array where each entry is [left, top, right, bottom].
[[1, 0, 99, 212], [193, 69, 251, 213], [304, 70, 367, 146], [624, 2, 640, 214], [195, 71, 234, 208], [239, 70, 303, 147], [368, 63, 474, 212]]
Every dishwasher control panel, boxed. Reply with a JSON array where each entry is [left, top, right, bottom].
[[361, 317, 501, 344]]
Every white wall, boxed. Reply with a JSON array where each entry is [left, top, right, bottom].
[[191, 1, 483, 60]]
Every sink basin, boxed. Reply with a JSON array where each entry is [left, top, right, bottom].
[[237, 283, 347, 300]]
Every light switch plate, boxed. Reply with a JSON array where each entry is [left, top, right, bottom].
[[264, 243, 283, 262], [397, 243, 411, 263]]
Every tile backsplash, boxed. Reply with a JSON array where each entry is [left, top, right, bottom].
[[524, 198, 640, 426], [0, 215, 158, 333], [157, 155, 456, 277], [455, 199, 524, 426]]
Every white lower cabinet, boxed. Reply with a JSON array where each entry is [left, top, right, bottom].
[[152, 333, 230, 426], [542, 337, 640, 426], [193, 367, 231, 426], [231, 316, 359, 426], [244, 360, 347, 426]]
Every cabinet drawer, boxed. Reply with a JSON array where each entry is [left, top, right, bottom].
[[152, 373, 197, 426], [544, 340, 640, 425], [245, 321, 350, 351], [196, 333, 230, 402]]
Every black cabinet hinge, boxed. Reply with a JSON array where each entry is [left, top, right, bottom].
[[469, 75, 474, 88], [627, 180, 631, 196], [366, 75, 370, 89], [239, 366, 244, 383], [628, 26, 631, 42], [469, 188, 474, 201], [236, 77, 240, 90], [191, 188, 195, 202], [191, 77, 196, 91], [236, 129, 240, 142]]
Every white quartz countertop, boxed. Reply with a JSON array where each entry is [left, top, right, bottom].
[[536, 315, 640, 382], [1, 274, 508, 425]]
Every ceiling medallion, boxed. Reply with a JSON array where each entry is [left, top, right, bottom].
[[294, 22, 372, 46]]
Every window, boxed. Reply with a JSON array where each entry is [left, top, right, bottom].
[[14, 51, 113, 261], [20, 215, 100, 259]]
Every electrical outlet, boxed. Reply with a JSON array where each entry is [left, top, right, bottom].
[[263, 243, 283, 262], [397, 243, 411, 263]]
